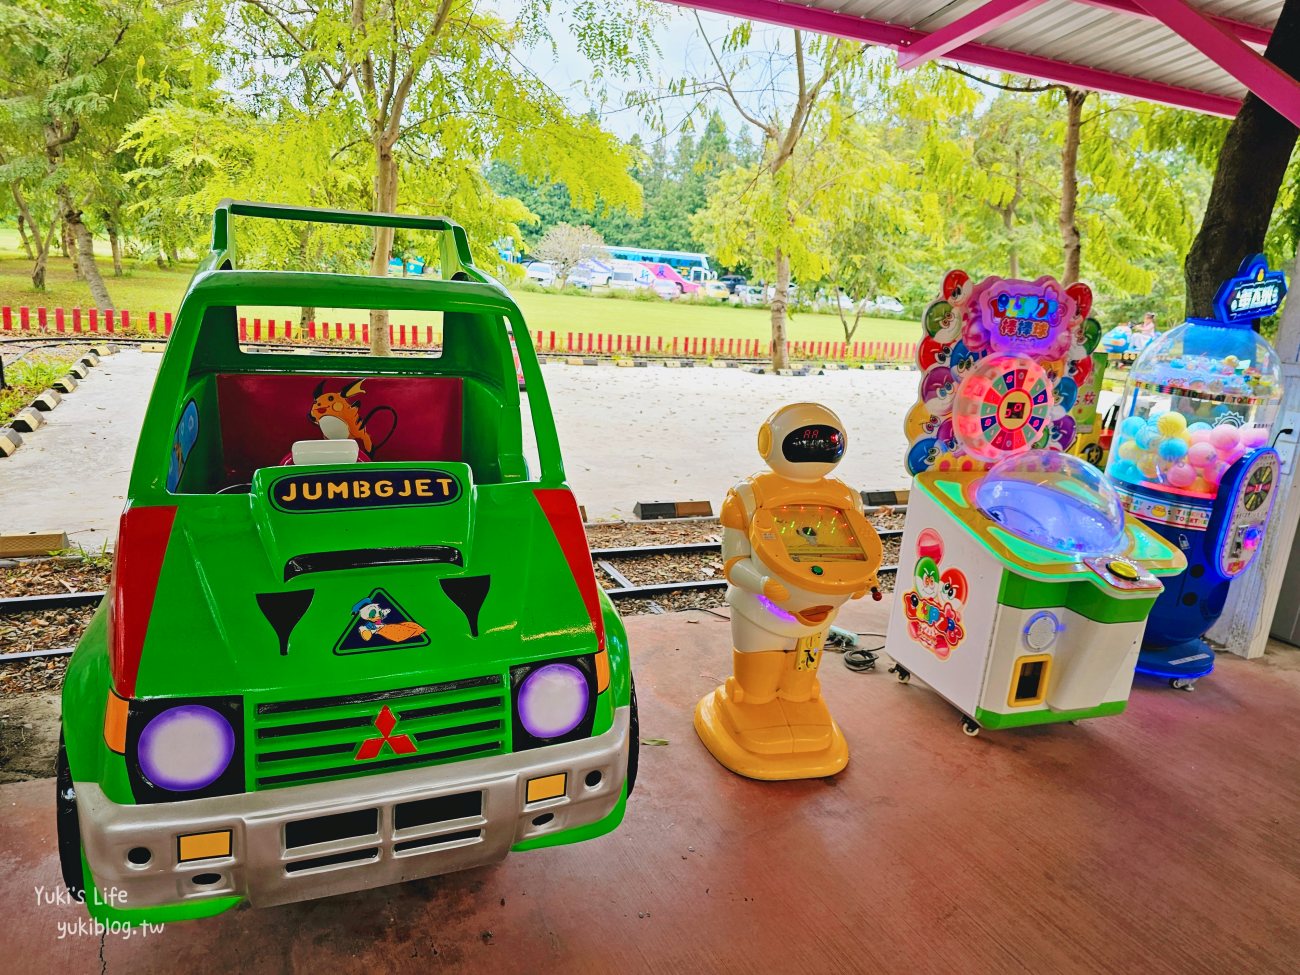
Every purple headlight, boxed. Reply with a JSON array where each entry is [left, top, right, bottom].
[[138, 705, 235, 791], [517, 663, 589, 739]]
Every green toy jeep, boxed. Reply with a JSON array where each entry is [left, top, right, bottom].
[[57, 202, 636, 924]]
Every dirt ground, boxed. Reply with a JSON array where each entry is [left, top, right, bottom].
[[0, 690, 60, 783]]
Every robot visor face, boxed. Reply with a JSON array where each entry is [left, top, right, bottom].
[[782, 425, 845, 465]]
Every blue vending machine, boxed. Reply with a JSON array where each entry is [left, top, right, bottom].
[[1105, 256, 1287, 687]]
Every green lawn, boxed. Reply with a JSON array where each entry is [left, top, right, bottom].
[[0, 240, 920, 349]]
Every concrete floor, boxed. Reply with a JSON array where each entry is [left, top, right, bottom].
[[1, 348, 156, 552], [3, 598, 1299, 974], [1, 351, 916, 547]]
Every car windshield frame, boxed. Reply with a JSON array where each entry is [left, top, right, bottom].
[[131, 268, 566, 502]]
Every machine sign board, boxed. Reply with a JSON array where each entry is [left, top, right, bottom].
[[271, 468, 461, 512]]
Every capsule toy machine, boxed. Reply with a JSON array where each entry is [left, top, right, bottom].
[[886, 271, 1186, 734], [1105, 255, 1287, 687]]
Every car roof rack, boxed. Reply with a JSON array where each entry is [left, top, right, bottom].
[[204, 200, 477, 281]]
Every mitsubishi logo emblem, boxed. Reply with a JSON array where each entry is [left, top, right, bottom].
[[355, 705, 417, 760]]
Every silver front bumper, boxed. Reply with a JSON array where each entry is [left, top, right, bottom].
[[77, 707, 630, 910]]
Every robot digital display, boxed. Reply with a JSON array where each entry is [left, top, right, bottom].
[[887, 271, 1186, 734], [695, 403, 883, 779], [1105, 255, 1286, 686]]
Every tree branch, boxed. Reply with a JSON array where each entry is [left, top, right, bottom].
[[695, 12, 777, 139], [942, 63, 1061, 94]]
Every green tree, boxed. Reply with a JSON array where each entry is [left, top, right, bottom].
[[0, 0, 184, 304], [123, 99, 376, 326], [1182, 0, 1300, 319], [220, 0, 650, 353], [534, 223, 607, 287], [679, 22, 864, 368]]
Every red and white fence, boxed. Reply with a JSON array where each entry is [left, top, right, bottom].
[[1, 305, 918, 363]]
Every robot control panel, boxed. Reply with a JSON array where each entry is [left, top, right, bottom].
[[769, 506, 870, 563]]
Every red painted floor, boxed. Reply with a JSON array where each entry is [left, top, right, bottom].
[[3, 602, 1299, 974]]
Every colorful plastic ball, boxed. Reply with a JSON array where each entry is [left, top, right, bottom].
[[1188, 427, 1213, 445], [1157, 439, 1188, 462], [1136, 426, 1164, 450], [1117, 440, 1141, 461], [1188, 421, 1212, 434], [1137, 457, 1159, 478], [1221, 444, 1246, 466], [1188, 443, 1218, 468], [1203, 461, 1228, 487], [1241, 426, 1270, 449], [1119, 416, 1146, 438], [1166, 462, 1197, 488], [1110, 460, 1143, 483], [1210, 425, 1241, 451], [1156, 412, 1188, 438]]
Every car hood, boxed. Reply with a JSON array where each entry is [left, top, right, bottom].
[[132, 465, 599, 701]]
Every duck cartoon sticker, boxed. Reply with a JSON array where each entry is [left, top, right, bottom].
[[901, 528, 967, 659], [335, 588, 429, 655], [307, 379, 398, 460]]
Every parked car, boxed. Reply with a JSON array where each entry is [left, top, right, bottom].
[[700, 281, 731, 301], [733, 285, 767, 307], [864, 295, 906, 315], [608, 259, 653, 292], [762, 284, 803, 305], [523, 260, 556, 287], [719, 274, 747, 294], [651, 278, 682, 300], [571, 258, 613, 289], [57, 201, 636, 926]]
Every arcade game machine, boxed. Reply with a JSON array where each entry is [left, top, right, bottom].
[[695, 403, 884, 779], [886, 272, 1186, 734], [1105, 255, 1287, 687]]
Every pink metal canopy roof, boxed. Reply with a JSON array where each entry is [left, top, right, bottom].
[[664, 1, 1300, 125]]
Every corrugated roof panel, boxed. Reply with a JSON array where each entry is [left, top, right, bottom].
[[984, 3, 1249, 98], [694, 1, 1292, 114]]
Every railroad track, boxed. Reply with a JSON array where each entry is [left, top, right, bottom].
[[1, 520, 905, 663], [593, 532, 901, 600]]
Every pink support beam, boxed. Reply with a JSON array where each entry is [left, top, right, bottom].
[[897, 0, 1051, 70], [1074, 0, 1272, 48], [664, 0, 1241, 117], [1131, 0, 1300, 128]]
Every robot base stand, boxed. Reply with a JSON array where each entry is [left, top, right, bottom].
[[694, 680, 849, 781], [1136, 639, 1216, 689]]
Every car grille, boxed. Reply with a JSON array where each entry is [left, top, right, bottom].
[[250, 675, 508, 790]]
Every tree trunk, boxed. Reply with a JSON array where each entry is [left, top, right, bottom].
[[32, 247, 49, 291], [12, 187, 54, 291], [770, 246, 790, 370], [165, 242, 178, 265], [16, 213, 34, 260], [369, 143, 398, 356], [1002, 203, 1020, 279], [300, 306, 315, 333], [106, 216, 123, 277], [60, 192, 113, 310], [1185, 0, 1300, 319], [63, 217, 80, 273], [1059, 89, 1086, 285]]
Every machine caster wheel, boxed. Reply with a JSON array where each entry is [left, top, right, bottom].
[[960, 716, 981, 737], [889, 664, 911, 684], [1170, 678, 1196, 691]]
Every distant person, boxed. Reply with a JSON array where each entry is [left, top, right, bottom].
[[1131, 312, 1157, 352]]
